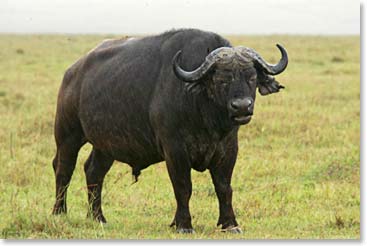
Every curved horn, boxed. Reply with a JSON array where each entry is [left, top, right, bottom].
[[172, 50, 217, 83], [244, 44, 288, 75]]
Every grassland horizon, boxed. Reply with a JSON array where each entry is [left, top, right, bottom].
[[0, 34, 360, 239]]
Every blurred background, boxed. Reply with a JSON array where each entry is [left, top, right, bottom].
[[1, 0, 360, 35]]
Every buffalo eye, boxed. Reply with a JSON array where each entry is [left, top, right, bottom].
[[248, 75, 257, 86]]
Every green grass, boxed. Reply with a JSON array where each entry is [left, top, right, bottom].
[[0, 34, 360, 239]]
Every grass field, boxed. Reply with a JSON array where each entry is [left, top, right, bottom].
[[0, 34, 360, 239]]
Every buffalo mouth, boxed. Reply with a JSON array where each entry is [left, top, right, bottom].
[[231, 114, 252, 124]]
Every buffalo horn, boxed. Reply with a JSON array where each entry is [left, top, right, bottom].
[[242, 44, 288, 75], [172, 50, 217, 83]]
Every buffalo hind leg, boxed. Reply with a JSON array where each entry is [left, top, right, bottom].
[[84, 148, 114, 223], [52, 135, 84, 215]]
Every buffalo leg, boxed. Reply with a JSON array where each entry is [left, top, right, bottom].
[[165, 152, 194, 233], [84, 148, 114, 223], [209, 156, 242, 233], [52, 135, 83, 214]]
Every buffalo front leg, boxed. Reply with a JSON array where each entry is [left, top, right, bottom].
[[209, 156, 242, 233], [165, 152, 194, 233], [84, 148, 114, 223]]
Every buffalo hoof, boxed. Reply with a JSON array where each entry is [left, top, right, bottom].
[[96, 216, 107, 224], [87, 212, 107, 223], [52, 206, 66, 215], [176, 228, 195, 234], [221, 226, 243, 234]]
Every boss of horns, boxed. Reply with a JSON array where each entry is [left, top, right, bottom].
[[173, 44, 288, 82]]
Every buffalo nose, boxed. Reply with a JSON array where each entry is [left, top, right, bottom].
[[229, 98, 253, 114]]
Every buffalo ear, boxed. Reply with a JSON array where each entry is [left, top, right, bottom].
[[257, 75, 285, 96], [184, 81, 203, 94]]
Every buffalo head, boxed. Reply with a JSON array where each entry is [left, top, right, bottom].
[[173, 44, 288, 125]]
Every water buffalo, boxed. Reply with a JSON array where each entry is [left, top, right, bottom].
[[52, 28, 288, 233]]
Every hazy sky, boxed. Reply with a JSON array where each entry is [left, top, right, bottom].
[[1, 0, 360, 35]]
